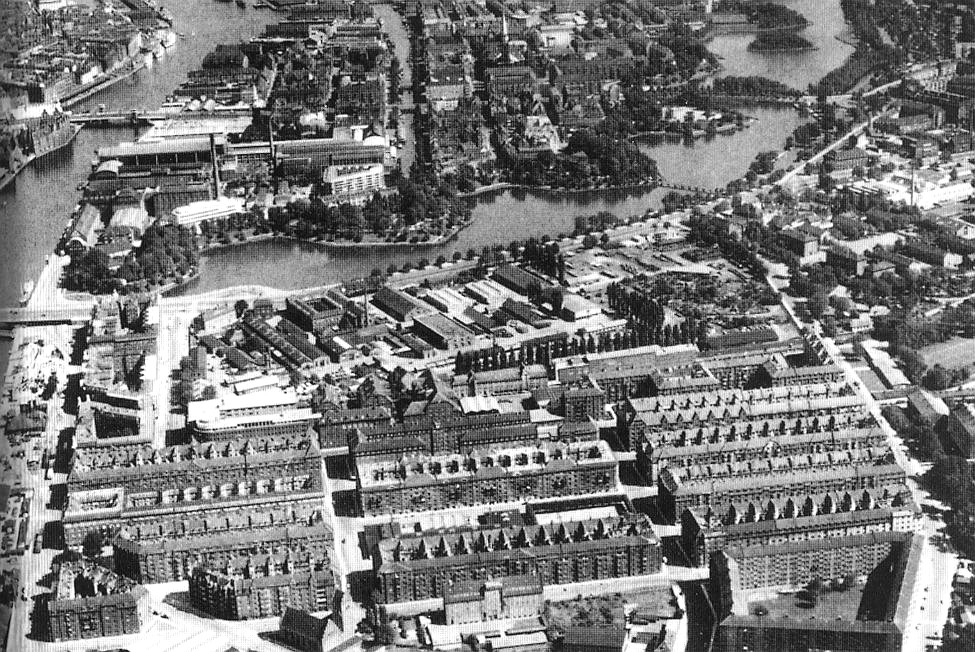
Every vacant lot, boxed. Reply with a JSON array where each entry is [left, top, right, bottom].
[[921, 337, 975, 370]]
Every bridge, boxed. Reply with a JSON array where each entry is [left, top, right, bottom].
[[935, 387, 975, 403], [69, 111, 168, 126], [0, 304, 93, 326], [657, 181, 724, 197]]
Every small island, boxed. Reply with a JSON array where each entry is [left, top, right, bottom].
[[748, 31, 816, 52], [748, 3, 809, 30]]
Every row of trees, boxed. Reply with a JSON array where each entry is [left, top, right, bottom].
[[607, 282, 667, 331], [748, 32, 814, 52], [512, 238, 566, 282], [267, 168, 474, 243], [704, 75, 800, 98]]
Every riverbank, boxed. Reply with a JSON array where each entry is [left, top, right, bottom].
[[0, 124, 82, 194], [61, 59, 148, 109], [458, 179, 658, 199], [748, 44, 817, 53], [748, 31, 816, 53], [199, 224, 468, 256]]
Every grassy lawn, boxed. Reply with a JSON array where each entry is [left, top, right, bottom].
[[544, 587, 679, 630], [921, 337, 975, 370]]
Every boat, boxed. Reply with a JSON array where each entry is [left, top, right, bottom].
[[19, 280, 34, 306], [160, 28, 177, 48]]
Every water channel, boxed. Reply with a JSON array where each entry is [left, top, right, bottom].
[[0, 0, 844, 304], [180, 106, 805, 293], [706, 0, 855, 92]]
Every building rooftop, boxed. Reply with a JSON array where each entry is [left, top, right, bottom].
[[661, 461, 905, 496], [357, 439, 615, 489], [443, 574, 543, 605]]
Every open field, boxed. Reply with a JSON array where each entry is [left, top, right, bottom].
[[920, 337, 975, 370]]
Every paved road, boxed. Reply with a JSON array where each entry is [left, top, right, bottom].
[[775, 279, 960, 644], [12, 396, 74, 651], [153, 305, 194, 446], [914, 502, 957, 649], [775, 119, 872, 188]]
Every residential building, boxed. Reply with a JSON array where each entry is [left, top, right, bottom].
[[189, 566, 333, 620], [444, 575, 543, 625], [356, 440, 618, 516], [48, 561, 149, 642]]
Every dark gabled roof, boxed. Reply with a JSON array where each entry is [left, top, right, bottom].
[[374, 286, 427, 318], [280, 607, 329, 639], [562, 625, 626, 651]]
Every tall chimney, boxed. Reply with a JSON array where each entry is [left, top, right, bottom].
[[209, 133, 220, 198], [267, 116, 276, 172]]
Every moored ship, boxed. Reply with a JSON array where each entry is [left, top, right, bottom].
[[19, 280, 34, 306]]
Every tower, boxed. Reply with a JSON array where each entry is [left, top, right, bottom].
[[267, 117, 276, 174], [208, 133, 220, 198]]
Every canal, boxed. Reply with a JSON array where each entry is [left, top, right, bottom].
[[374, 3, 416, 172], [180, 106, 805, 294], [706, 0, 855, 92], [2, 1, 815, 302]]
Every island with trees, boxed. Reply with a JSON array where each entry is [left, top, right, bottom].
[[748, 31, 815, 52]]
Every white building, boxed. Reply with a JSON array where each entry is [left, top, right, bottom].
[[321, 164, 385, 201], [171, 197, 245, 227], [847, 175, 975, 210]]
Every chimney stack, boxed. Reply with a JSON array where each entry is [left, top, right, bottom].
[[209, 133, 220, 198]]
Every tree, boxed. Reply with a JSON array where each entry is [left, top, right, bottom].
[[923, 365, 951, 391], [234, 299, 250, 318], [807, 290, 829, 319]]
